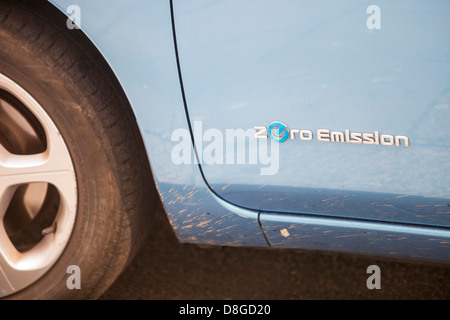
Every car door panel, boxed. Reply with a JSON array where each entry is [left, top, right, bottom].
[[173, 0, 450, 227]]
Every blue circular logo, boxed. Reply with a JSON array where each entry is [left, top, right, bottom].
[[267, 121, 289, 142]]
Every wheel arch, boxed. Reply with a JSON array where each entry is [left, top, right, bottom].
[[45, 0, 271, 248], [41, 0, 148, 161]]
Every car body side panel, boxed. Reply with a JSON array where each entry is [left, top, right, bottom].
[[172, 0, 450, 227], [49, 0, 269, 247], [260, 212, 450, 263], [48, 1, 450, 262]]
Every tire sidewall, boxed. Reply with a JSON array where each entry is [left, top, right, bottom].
[[0, 26, 125, 299]]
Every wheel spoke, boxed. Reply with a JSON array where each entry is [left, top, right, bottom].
[[0, 221, 58, 294], [0, 144, 75, 216], [0, 223, 25, 293], [0, 137, 72, 173], [0, 184, 16, 222]]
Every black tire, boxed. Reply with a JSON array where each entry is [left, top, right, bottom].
[[0, 1, 156, 299]]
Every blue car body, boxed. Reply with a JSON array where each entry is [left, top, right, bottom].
[[49, 0, 450, 262]]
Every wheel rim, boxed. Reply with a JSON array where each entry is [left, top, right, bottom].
[[0, 73, 77, 297]]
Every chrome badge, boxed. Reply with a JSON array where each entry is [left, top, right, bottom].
[[255, 121, 410, 147]]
